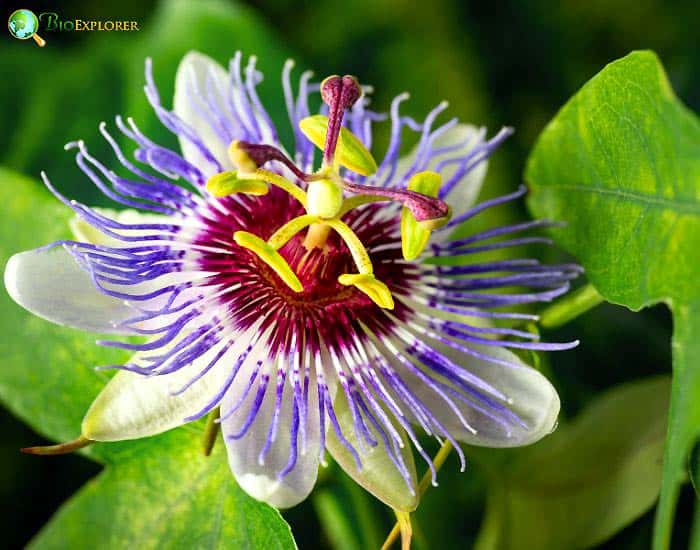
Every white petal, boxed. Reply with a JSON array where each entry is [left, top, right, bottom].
[[393, 334, 560, 448], [221, 353, 322, 509], [173, 51, 234, 177], [70, 208, 171, 248], [326, 391, 419, 511], [395, 124, 488, 220], [4, 246, 139, 334], [82, 337, 245, 440]]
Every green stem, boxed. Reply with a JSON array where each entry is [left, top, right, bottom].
[[417, 440, 453, 495], [539, 283, 604, 329], [381, 440, 453, 549], [653, 301, 700, 550]]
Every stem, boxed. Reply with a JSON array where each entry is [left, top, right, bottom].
[[21, 435, 93, 455], [653, 301, 700, 550], [395, 511, 412, 550], [381, 522, 400, 549], [539, 283, 604, 329], [202, 407, 221, 456], [381, 511, 412, 550], [381, 440, 454, 549], [417, 440, 453, 495]]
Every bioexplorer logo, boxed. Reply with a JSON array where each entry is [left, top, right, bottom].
[[8, 8, 141, 46], [8, 9, 45, 46]]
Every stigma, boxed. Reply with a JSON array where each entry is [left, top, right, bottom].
[[204, 74, 453, 310]]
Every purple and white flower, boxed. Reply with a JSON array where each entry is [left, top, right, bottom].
[[4, 52, 580, 510]]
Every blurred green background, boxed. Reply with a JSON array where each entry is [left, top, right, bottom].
[[1, 0, 698, 548]]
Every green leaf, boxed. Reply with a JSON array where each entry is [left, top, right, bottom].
[[474, 376, 670, 550], [525, 50, 700, 549], [526, 51, 700, 308], [0, 168, 295, 547], [29, 430, 295, 550]]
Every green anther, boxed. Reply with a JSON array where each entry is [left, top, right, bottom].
[[324, 219, 374, 275], [338, 273, 395, 310], [206, 171, 269, 197], [299, 115, 378, 176], [401, 171, 443, 261], [268, 214, 320, 250], [233, 231, 303, 292]]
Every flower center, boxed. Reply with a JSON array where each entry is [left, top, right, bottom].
[[203, 74, 453, 310], [193, 188, 418, 345]]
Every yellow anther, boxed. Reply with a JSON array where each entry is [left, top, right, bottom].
[[233, 231, 303, 292], [338, 273, 395, 310], [324, 219, 374, 275], [206, 171, 269, 197], [401, 171, 443, 261], [228, 140, 258, 174], [248, 169, 307, 207], [268, 215, 319, 250], [299, 115, 378, 176]]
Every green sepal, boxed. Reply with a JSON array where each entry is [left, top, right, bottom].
[[325, 391, 418, 512], [299, 115, 378, 176]]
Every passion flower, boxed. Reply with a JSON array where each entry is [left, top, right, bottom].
[[4, 51, 580, 510]]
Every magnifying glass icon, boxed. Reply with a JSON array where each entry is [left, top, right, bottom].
[[8, 9, 46, 47]]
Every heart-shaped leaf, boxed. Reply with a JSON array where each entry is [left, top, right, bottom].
[[526, 50, 700, 549]]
